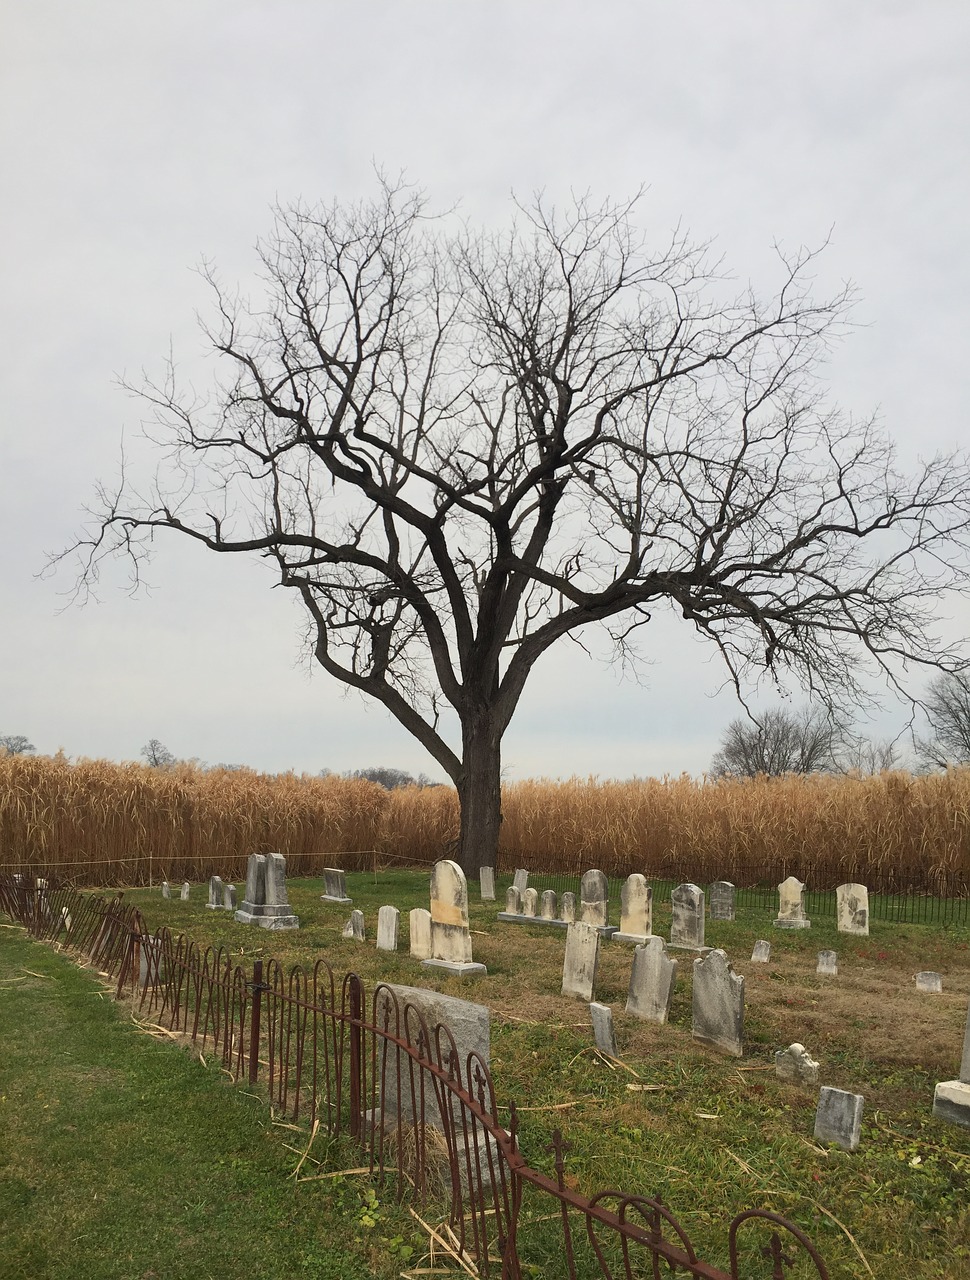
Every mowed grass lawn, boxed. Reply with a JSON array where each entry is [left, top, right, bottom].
[[5, 869, 970, 1278]]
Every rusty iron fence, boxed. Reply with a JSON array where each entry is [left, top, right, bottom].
[[1, 876, 832, 1280]]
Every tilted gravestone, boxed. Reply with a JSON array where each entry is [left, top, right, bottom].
[[775, 1042, 820, 1087], [479, 866, 496, 901], [522, 887, 538, 918], [540, 889, 558, 921], [932, 998, 970, 1128], [409, 907, 432, 959], [814, 1087, 863, 1151], [836, 882, 869, 935], [916, 971, 943, 993], [590, 1002, 618, 1057], [774, 876, 810, 929], [816, 950, 838, 976], [342, 909, 365, 941], [625, 936, 678, 1024], [513, 868, 529, 894], [561, 921, 600, 1001], [560, 892, 576, 923], [579, 869, 613, 934], [422, 859, 486, 976], [376, 905, 400, 952], [669, 883, 705, 950], [235, 852, 300, 929], [205, 875, 224, 910], [692, 948, 744, 1057], [613, 873, 652, 944], [750, 939, 771, 963], [321, 867, 352, 905], [709, 880, 736, 922]]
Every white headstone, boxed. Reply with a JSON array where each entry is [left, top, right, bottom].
[[817, 950, 838, 976], [916, 971, 943, 993], [206, 875, 223, 910], [376, 905, 400, 952], [343, 909, 365, 941], [560, 892, 576, 923], [513, 868, 529, 894], [836, 883, 869, 935], [540, 889, 558, 920], [814, 1087, 863, 1152], [750, 939, 771, 963], [775, 1042, 820, 1087], [223, 883, 237, 911], [625, 936, 678, 1024], [590, 1002, 618, 1057], [709, 880, 736, 922], [161, 881, 171, 899], [774, 876, 810, 929], [409, 907, 432, 959], [613, 874, 652, 943], [424, 859, 486, 976], [932, 999, 970, 1128], [580, 869, 609, 929], [692, 948, 744, 1057], [504, 885, 522, 916], [670, 883, 705, 949], [561, 921, 600, 1001], [180, 882, 190, 901], [522, 887, 538, 918], [479, 866, 496, 901]]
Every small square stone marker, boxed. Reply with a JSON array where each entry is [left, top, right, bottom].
[[816, 950, 838, 976], [814, 1086, 863, 1152], [916, 971, 943, 993], [750, 939, 771, 963]]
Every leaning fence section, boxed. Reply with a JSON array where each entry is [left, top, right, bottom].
[[1, 877, 831, 1280]]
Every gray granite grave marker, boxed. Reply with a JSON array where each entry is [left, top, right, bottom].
[[709, 880, 736, 922], [670, 883, 705, 950], [625, 936, 678, 1023], [836, 883, 869, 935], [814, 1087, 863, 1151], [613, 873, 652, 943], [235, 852, 300, 929], [376, 905, 400, 952], [692, 948, 744, 1056], [562, 921, 600, 1001], [750, 939, 771, 963], [321, 867, 352, 905], [205, 875, 224, 910], [590, 1002, 618, 1057], [775, 1042, 820, 1087]]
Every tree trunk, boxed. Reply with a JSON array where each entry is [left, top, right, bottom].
[[454, 723, 503, 882]]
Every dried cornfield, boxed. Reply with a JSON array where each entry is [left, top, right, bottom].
[[2, 754, 969, 893]]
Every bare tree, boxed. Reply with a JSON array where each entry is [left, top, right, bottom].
[[709, 706, 842, 777], [141, 739, 176, 768], [64, 180, 970, 875], [349, 766, 435, 789], [0, 734, 35, 756], [917, 674, 970, 769]]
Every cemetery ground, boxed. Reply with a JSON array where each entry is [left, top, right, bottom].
[[5, 870, 970, 1278]]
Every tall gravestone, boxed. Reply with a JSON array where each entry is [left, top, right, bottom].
[[205, 875, 224, 910], [613, 873, 652, 943], [625, 936, 678, 1023], [409, 907, 432, 959], [321, 868, 352, 905], [580, 869, 615, 936], [774, 876, 810, 929], [709, 880, 736, 922], [223, 883, 237, 911], [234, 852, 300, 929], [561, 921, 600, 1001], [479, 866, 496, 901], [669, 883, 705, 949], [836, 883, 869, 935], [376, 905, 400, 952], [692, 948, 744, 1057], [422, 860, 486, 976], [933, 999, 970, 1128]]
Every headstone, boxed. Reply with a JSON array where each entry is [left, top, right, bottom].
[[814, 1087, 864, 1152], [916, 971, 943, 993], [180, 882, 190, 901], [817, 950, 838, 976], [540, 889, 558, 920], [321, 867, 352, 905], [479, 866, 496, 901], [590, 1002, 618, 1057], [423, 859, 486, 976], [504, 885, 522, 916], [750, 939, 771, 963], [932, 999, 970, 1128], [161, 881, 171, 899], [513, 868, 529, 894], [561, 921, 600, 1001], [522, 887, 538, 918], [774, 876, 810, 929], [709, 880, 736, 922], [223, 883, 237, 911], [625, 936, 678, 1024], [692, 948, 744, 1057], [235, 852, 300, 929], [409, 907, 432, 959], [670, 883, 705, 950], [613, 874, 652, 943], [775, 1043, 820, 1087], [560, 892, 576, 923], [579, 869, 610, 930], [836, 883, 869, 935], [205, 875, 224, 910], [343, 909, 365, 941], [376, 905, 400, 952]]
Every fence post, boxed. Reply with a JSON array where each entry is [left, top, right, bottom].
[[248, 960, 264, 1087], [349, 973, 363, 1140]]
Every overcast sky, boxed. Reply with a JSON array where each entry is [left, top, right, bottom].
[[3, 3, 969, 780]]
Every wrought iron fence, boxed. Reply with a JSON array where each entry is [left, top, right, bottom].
[[1, 876, 832, 1280]]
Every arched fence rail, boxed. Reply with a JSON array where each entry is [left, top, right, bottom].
[[0, 875, 832, 1280]]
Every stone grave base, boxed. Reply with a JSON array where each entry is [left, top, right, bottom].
[[320, 894, 353, 905], [933, 1080, 970, 1128], [496, 912, 569, 929], [773, 918, 811, 930], [668, 941, 712, 952], [611, 931, 654, 945], [421, 958, 488, 977], [234, 909, 301, 930]]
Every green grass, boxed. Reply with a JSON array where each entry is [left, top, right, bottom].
[[7, 869, 970, 1278]]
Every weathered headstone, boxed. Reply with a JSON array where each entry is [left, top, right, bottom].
[[161, 881, 172, 899], [590, 1002, 618, 1057], [750, 939, 771, 963], [513, 868, 529, 894], [560, 892, 576, 924], [503, 885, 522, 916], [321, 867, 352, 905], [180, 882, 191, 901], [916, 971, 943, 993], [613, 873, 652, 943], [376, 905, 400, 952], [669, 883, 705, 950], [709, 880, 736, 922], [479, 866, 496, 901], [522, 887, 538, 918], [540, 889, 558, 921], [223, 883, 237, 911], [409, 907, 432, 959], [774, 876, 810, 929], [625, 936, 678, 1024], [561, 921, 600, 1001], [343, 909, 366, 941], [775, 1042, 820, 1087], [205, 875, 224, 910], [817, 950, 838, 976], [423, 859, 486, 976], [932, 999, 970, 1128], [836, 882, 869, 935], [814, 1087, 864, 1152], [580, 869, 611, 932], [235, 852, 300, 929], [692, 948, 744, 1056]]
